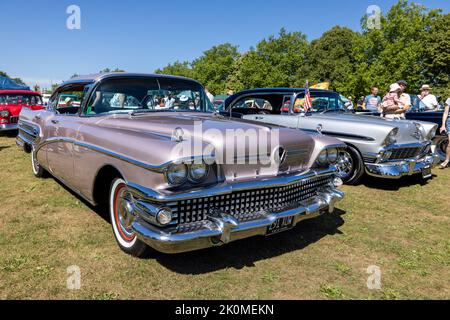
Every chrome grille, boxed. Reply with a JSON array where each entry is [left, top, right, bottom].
[[388, 146, 425, 160], [171, 175, 333, 225]]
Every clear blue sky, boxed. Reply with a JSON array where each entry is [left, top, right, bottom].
[[0, 0, 448, 89]]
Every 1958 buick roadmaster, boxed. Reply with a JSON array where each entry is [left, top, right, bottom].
[[223, 88, 440, 185], [16, 73, 345, 256]]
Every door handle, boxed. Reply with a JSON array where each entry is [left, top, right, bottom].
[[51, 119, 59, 124], [255, 116, 265, 120]]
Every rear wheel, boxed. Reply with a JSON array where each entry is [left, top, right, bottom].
[[109, 178, 151, 258], [31, 147, 47, 178], [336, 146, 365, 185]]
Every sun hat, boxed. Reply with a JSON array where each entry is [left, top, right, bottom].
[[389, 83, 401, 93], [420, 85, 432, 91], [64, 97, 73, 104], [179, 95, 189, 102]]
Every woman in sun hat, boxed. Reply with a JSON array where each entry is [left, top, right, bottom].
[[438, 97, 450, 169], [381, 83, 404, 119]]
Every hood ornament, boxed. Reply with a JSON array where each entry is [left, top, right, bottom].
[[316, 124, 323, 136]]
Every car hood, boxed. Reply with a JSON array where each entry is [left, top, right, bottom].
[[91, 112, 324, 179], [312, 113, 426, 144]]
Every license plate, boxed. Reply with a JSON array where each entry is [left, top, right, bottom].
[[422, 166, 432, 179], [267, 216, 295, 236]]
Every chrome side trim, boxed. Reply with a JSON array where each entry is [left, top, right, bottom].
[[34, 137, 214, 173]]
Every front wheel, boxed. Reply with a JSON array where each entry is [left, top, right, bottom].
[[109, 178, 152, 258], [31, 147, 47, 178], [335, 146, 365, 185]]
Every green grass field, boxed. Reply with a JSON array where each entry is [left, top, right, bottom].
[[0, 134, 449, 300]]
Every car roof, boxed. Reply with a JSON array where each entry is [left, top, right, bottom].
[[0, 90, 41, 95], [224, 87, 335, 105], [61, 72, 202, 87]]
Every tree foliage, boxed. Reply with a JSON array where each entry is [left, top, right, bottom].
[[149, 0, 448, 99]]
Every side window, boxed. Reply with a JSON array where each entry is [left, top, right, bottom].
[[233, 97, 273, 110], [51, 84, 89, 115]]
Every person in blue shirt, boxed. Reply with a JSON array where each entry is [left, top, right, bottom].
[[363, 87, 382, 112]]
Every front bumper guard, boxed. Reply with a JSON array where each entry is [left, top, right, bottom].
[[130, 188, 344, 254], [365, 153, 440, 179]]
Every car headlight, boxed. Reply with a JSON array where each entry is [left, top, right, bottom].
[[0, 110, 9, 117], [317, 150, 328, 165], [156, 208, 173, 226], [189, 162, 209, 182], [427, 125, 437, 140], [165, 163, 188, 185], [327, 148, 338, 163], [384, 128, 398, 146]]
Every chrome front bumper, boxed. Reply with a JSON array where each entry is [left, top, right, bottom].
[[365, 153, 440, 179], [0, 123, 18, 131], [126, 169, 344, 254]]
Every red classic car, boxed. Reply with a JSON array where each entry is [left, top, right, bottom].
[[0, 90, 45, 131]]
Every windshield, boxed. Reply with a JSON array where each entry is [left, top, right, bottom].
[[0, 94, 43, 105], [293, 91, 345, 113], [85, 77, 214, 115]]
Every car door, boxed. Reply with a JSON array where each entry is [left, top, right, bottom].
[[45, 85, 88, 184]]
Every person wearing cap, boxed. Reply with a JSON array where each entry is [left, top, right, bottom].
[[438, 97, 450, 169], [418, 85, 439, 111], [397, 80, 411, 118], [381, 83, 404, 119]]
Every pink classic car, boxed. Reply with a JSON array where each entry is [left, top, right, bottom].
[[17, 73, 345, 257]]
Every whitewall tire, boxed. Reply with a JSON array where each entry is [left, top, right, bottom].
[[109, 178, 151, 257]]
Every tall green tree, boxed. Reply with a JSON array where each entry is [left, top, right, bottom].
[[191, 43, 240, 95], [301, 26, 361, 96], [155, 61, 193, 78], [227, 28, 308, 91], [357, 0, 443, 96]]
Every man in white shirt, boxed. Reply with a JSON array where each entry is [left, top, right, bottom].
[[418, 85, 439, 111], [397, 80, 411, 119]]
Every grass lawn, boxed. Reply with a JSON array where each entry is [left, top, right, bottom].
[[0, 133, 449, 300]]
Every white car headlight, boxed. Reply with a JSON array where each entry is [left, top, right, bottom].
[[156, 208, 173, 226], [384, 128, 398, 146], [189, 162, 209, 182], [0, 110, 10, 117], [317, 150, 328, 165], [327, 148, 338, 163], [165, 163, 188, 185]]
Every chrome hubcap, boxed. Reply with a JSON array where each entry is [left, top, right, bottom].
[[117, 188, 135, 234], [336, 150, 354, 179]]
